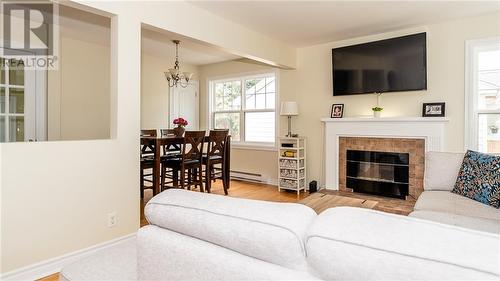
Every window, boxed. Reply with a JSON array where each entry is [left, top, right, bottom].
[[0, 57, 31, 142], [466, 37, 500, 154], [209, 73, 277, 147]]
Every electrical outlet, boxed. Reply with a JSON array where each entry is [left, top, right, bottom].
[[107, 212, 117, 228]]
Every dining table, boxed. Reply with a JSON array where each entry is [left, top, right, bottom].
[[140, 135, 231, 195]]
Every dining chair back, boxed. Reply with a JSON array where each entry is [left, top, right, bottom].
[[140, 137, 157, 198], [160, 129, 174, 137], [203, 129, 229, 194], [160, 129, 181, 156], [161, 131, 206, 192], [140, 129, 157, 137], [207, 130, 228, 159], [182, 131, 206, 163]]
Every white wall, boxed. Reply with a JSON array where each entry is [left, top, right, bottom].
[[0, 0, 297, 274], [45, 5, 112, 141], [0, 14, 141, 274], [48, 36, 111, 140], [141, 53, 198, 130]]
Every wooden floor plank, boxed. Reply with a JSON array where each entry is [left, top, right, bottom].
[[299, 192, 378, 214]]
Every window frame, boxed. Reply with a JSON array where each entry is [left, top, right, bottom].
[[207, 70, 279, 150], [465, 37, 500, 154]]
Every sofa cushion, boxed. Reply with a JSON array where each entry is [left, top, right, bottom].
[[410, 210, 500, 234], [60, 238, 136, 281], [425, 151, 464, 191], [415, 191, 500, 221], [452, 150, 500, 208], [145, 189, 317, 270], [305, 207, 500, 281]]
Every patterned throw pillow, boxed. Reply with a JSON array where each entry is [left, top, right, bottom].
[[452, 150, 500, 208]]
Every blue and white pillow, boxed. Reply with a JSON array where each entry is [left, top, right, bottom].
[[452, 150, 500, 208]]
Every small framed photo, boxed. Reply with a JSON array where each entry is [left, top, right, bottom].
[[422, 102, 446, 117], [331, 104, 344, 118]]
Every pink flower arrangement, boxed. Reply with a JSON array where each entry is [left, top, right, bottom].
[[173, 117, 188, 127]]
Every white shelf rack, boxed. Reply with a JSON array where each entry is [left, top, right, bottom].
[[278, 137, 306, 194]]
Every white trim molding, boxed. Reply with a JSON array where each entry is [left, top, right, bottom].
[[0, 233, 136, 281], [206, 69, 279, 150], [464, 36, 500, 151], [321, 117, 449, 190]]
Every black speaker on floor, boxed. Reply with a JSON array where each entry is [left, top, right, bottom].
[[309, 181, 317, 193]]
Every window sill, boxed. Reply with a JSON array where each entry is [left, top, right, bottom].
[[231, 143, 277, 152]]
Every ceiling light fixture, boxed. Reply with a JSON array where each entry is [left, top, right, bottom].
[[164, 40, 193, 88]]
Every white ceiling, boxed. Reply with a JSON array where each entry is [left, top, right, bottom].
[[190, 1, 500, 47], [141, 28, 241, 66]]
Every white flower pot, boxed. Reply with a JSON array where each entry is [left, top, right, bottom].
[[373, 111, 382, 118]]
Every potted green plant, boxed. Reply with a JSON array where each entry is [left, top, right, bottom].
[[173, 117, 188, 137], [372, 107, 383, 118], [372, 92, 383, 118]]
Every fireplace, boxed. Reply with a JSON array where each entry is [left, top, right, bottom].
[[338, 137, 425, 200], [322, 117, 448, 199], [346, 150, 409, 199]]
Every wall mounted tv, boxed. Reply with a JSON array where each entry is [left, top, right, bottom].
[[332, 32, 427, 96]]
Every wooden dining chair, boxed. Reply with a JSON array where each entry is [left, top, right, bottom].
[[140, 129, 157, 137], [158, 129, 181, 189], [160, 129, 181, 157], [161, 131, 206, 191], [140, 137, 156, 198], [202, 130, 229, 194]]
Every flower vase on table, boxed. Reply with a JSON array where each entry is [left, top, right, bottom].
[[172, 118, 188, 137]]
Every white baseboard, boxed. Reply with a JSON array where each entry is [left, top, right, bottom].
[[265, 178, 278, 186], [1, 233, 136, 281]]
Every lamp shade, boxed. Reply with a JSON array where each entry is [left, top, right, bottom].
[[280, 101, 298, 116]]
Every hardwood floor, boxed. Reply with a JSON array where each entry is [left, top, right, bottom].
[[321, 190, 416, 215]]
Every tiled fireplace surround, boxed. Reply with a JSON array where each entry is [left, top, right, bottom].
[[339, 137, 425, 199], [321, 117, 449, 199]]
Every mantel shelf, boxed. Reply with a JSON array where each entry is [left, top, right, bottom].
[[321, 117, 449, 123]]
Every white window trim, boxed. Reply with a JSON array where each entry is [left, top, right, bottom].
[[0, 45, 47, 142], [465, 37, 500, 152], [207, 69, 279, 150]]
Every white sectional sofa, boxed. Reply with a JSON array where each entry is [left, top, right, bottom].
[[61, 187, 500, 281], [409, 151, 500, 234]]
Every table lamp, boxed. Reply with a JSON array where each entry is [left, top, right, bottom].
[[280, 101, 299, 137]]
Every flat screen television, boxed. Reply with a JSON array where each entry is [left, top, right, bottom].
[[332, 32, 427, 96]]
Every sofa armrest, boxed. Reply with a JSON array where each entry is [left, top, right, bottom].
[[305, 207, 500, 281], [144, 189, 316, 270]]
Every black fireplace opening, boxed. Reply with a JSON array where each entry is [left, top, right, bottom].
[[346, 150, 409, 199]]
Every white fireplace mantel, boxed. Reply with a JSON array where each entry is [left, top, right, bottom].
[[321, 117, 449, 123], [321, 117, 449, 190]]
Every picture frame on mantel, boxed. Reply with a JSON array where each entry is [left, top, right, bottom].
[[331, 104, 344, 118], [422, 102, 446, 117]]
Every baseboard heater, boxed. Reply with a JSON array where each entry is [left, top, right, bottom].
[[230, 170, 265, 183]]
